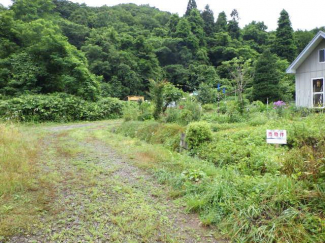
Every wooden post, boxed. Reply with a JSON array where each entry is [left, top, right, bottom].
[[179, 133, 188, 152]]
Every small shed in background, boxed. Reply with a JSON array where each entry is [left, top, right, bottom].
[[287, 31, 325, 108], [126, 96, 145, 102]]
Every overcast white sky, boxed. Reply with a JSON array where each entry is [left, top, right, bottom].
[[1, 0, 324, 31]]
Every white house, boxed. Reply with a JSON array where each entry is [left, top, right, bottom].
[[287, 31, 325, 108]]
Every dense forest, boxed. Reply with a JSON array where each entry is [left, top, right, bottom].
[[0, 0, 324, 102]]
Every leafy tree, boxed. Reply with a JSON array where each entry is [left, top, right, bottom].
[[175, 18, 199, 51], [187, 9, 205, 45], [0, 4, 6, 11], [185, 0, 197, 16], [53, 0, 80, 19], [223, 57, 253, 112], [228, 9, 240, 39], [294, 30, 314, 54], [58, 18, 89, 48], [164, 65, 190, 91], [149, 79, 165, 119], [197, 83, 217, 104], [215, 11, 227, 32], [175, 18, 192, 38], [188, 64, 219, 90], [273, 9, 297, 62], [167, 14, 180, 36], [11, 0, 55, 21], [276, 58, 295, 101], [162, 82, 183, 111], [69, 7, 89, 26], [252, 49, 282, 102], [0, 17, 100, 100], [242, 21, 268, 46], [208, 32, 237, 66], [201, 5, 215, 37]]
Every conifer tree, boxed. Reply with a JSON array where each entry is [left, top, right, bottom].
[[252, 49, 282, 102], [273, 9, 297, 62], [215, 11, 227, 32], [185, 0, 197, 16], [201, 5, 215, 37]]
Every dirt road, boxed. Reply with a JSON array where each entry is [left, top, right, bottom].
[[9, 121, 222, 243]]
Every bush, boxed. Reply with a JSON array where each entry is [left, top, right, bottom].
[[163, 97, 202, 125], [202, 104, 215, 112], [0, 94, 123, 122], [123, 102, 140, 121], [178, 97, 202, 125], [186, 122, 212, 150], [138, 101, 154, 121], [123, 101, 154, 122], [247, 100, 266, 113], [163, 108, 179, 123]]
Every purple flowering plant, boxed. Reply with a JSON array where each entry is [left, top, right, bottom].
[[273, 100, 287, 116], [273, 100, 286, 108]]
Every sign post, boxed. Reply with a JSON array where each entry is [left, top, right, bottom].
[[266, 130, 287, 146]]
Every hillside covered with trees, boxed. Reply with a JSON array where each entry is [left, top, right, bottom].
[[0, 0, 324, 102]]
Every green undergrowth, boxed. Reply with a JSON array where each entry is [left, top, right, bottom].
[[114, 115, 325, 242], [0, 94, 123, 122]]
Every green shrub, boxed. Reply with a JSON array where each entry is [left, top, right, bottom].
[[202, 104, 215, 112], [163, 97, 201, 125], [219, 102, 228, 114], [163, 108, 179, 123], [123, 102, 140, 121], [0, 94, 123, 122], [123, 101, 154, 122], [247, 100, 266, 112], [138, 101, 154, 121], [177, 97, 202, 125], [186, 122, 212, 150]]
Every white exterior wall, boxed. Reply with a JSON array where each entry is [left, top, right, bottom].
[[296, 40, 325, 108]]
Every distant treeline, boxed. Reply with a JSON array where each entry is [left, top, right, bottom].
[[0, 0, 324, 101]]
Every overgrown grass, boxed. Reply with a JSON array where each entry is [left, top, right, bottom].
[[0, 124, 38, 195], [0, 123, 53, 239], [117, 121, 185, 151], [114, 113, 325, 242]]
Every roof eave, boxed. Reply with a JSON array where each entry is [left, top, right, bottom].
[[286, 31, 325, 74]]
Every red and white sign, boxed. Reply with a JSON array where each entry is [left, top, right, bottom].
[[266, 130, 287, 144]]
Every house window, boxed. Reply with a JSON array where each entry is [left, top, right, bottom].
[[313, 78, 324, 107], [320, 49, 325, 62]]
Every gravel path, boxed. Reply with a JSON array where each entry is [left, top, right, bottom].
[[8, 121, 223, 243]]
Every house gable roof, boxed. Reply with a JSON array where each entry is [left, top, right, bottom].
[[286, 31, 325, 74]]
